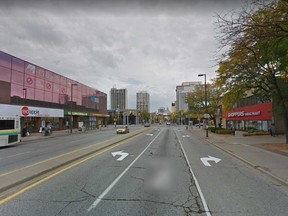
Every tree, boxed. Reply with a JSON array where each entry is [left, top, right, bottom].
[[216, 0, 288, 143], [186, 79, 223, 127], [142, 110, 150, 122]]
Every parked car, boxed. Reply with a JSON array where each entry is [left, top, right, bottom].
[[116, 125, 129, 134], [166, 121, 171, 125], [144, 122, 150, 127]]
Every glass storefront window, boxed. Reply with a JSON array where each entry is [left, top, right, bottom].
[[35, 78, 44, 90], [44, 91, 53, 102], [25, 86, 34, 100], [45, 70, 53, 81], [36, 67, 45, 78], [59, 94, 68, 104], [24, 74, 35, 88], [12, 57, 24, 72], [0, 66, 11, 82], [53, 83, 60, 93], [60, 76, 66, 86], [35, 89, 44, 101], [11, 70, 24, 85], [60, 85, 67, 95], [11, 83, 24, 98], [25, 62, 36, 76], [45, 80, 52, 92], [0, 51, 12, 68], [53, 73, 60, 84], [53, 93, 59, 103]]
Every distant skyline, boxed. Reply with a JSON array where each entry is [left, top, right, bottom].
[[0, 0, 245, 112]]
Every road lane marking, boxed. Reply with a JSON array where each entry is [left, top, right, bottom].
[[87, 129, 163, 212], [111, 151, 129, 161], [175, 131, 212, 216], [0, 132, 147, 205], [0, 133, 146, 177], [200, 155, 221, 167], [0, 152, 31, 160]]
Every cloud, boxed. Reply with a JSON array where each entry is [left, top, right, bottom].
[[0, 0, 245, 111]]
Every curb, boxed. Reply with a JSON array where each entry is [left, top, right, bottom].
[[0, 128, 151, 194], [188, 129, 288, 186]]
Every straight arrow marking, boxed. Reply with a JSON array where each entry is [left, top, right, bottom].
[[200, 155, 221, 167], [111, 151, 129, 161]]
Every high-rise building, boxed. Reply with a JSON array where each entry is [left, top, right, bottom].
[[110, 87, 128, 110], [136, 91, 150, 112], [175, 82, 201, 112]]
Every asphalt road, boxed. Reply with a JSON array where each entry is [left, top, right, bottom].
[[0, 126, 288, 216], [0, 126, 143, 174]]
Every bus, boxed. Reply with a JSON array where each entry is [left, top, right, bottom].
[[0, 116, 21, 147]]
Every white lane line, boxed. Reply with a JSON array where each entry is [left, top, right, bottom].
[[0, 151, 31, 160], [175, 131, 212, 216], [87, 129, 163, 212]]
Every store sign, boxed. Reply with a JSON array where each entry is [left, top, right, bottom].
[[0, 104, 64, 117], [21, 106, 40, 116], [228, 111, 261, 118]]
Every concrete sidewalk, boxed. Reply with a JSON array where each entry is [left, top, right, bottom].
[[189, 127, 288, 186], [20, 126, 113, 142]]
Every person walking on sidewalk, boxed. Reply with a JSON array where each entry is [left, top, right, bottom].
[[270, 123, 276, 137]]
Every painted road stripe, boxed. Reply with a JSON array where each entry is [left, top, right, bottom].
[[0, 152, 31, 160], [0, 134, 139, 177], [175, 130, 212, 216], [0, 133, 145, 205], [87, 129, 163, 212]]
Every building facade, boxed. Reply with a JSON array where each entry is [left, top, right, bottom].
[[136, 91, 150, 113], [110, 88, 128, 110], [0, 50, 108, 132], [175, 82, 201, 112]]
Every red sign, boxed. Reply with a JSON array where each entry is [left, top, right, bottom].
[[46, 82, 52, 89], [21, 106, 29, 116], [26, 77, 33, 85], [224, 102, 272, 121], [21, 106, 40, 116]]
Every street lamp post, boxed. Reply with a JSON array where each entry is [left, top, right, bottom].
[[198, 74, 208, 138], [70, 83, 78, 134], [23, 88, 27, 99]]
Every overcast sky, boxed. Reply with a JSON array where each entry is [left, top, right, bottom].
[[0, 0, 245, 112]]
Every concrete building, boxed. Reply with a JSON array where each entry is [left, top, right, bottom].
[[0, 50, 108, 132], [175, 82, 201, 112], [110, 87, 128, 110], [136, 91, 150, 113]]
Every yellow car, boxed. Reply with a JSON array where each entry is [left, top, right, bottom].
[[116, 126, 130, 134]]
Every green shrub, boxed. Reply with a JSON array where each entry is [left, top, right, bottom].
[[216, 129, 232, 134]]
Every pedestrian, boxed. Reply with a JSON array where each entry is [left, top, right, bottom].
[[21, 125, 27, 137], [270, 123, 276, 137], [66, 121, 70, 133], [231, 125, 236, 136]]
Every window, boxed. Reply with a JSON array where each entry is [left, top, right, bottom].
[[11, 70, 24, 85], [0, 120, 14, 130], [11, 84, 24, 98], [36, 67, 45, 78], [35, 89, 44, 101], [0, 51, 12, 68], [12, 57, 24, 72], [25, 63, 36, 76], [0, 66, 11, 82]]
